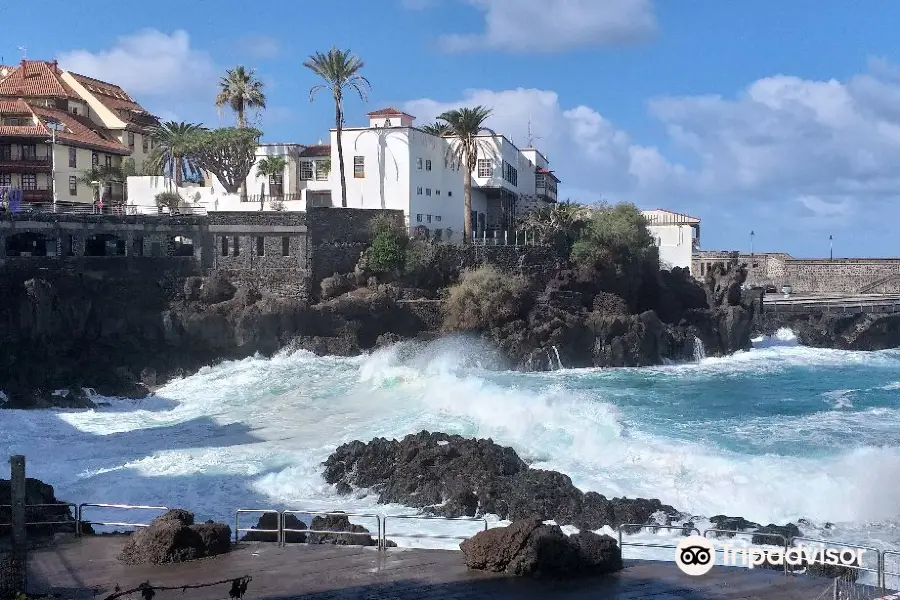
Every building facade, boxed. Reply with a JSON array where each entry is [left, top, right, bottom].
[[641, 209, 701, 270], [0, 60, 158, 207]]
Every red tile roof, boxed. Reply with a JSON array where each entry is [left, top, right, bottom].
[[0, 66, 13, 81], [536, 167, 561, 182], [29, 104, 130, 154], [367, 107, 414, 118], [69, 71, 156, 125], [0, 125, 47, 137], [299, 144, 330, 158], [0, 60, 78, 99], [0, 99, 32, 114]]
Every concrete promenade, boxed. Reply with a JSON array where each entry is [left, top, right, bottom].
[[25, 536, 868, 600]]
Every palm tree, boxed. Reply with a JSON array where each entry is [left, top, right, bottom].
[[256, 155, 287, 210], [304, 47, 371, 208], [436, 106, 494, 243], [79, 164, 124, 209], [420, 121, 453, 137], [215, 66, 267, 128], [147, 121, 205, 188]]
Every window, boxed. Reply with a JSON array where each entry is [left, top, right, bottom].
[[427, 215, 432, 223], [315, 160, 329, 181], [21, 174, 36, 190], [128, 132, 135, 149], [426, 188, 431, 196], [256, 237, 265, 256], [68, 147, 77, 168], [233, 236, 240, 256], [425, 159, 432, 171], [282, 236, 290, 256], [448, 191, 453, 197], [142, 136, 149, 153], [477, 159, 492, 178], [105, 155, 112, 167], [416, 158, 423, 170], [353, 156, 365, 178], [503, 161, 517, 186], [0, 145, 10, 160], [435, 216, 442, 222], [71, 107, 78, 115], [300, 160, 313, 180], [221, 237, 229, 256], [416, 214, 423, 222], [435, 189, 441, 196], [416, 186, 423, 195], [536, 173, 546, 187], [92, 152, 99, 166], [68, 176, 77, 196], [22, 144, 36, 159], [0, 174, 9, 186]]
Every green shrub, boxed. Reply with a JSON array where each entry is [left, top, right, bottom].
[[443, 265, 528, 331], [154, 191, 182, 212], [364, 217, 407, 274], [570, 202, 656, 268]]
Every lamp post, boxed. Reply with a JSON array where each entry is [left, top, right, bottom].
[[750, 230, 755, 256], [45, 121, 63, 212], [829, 234, 833, 260]]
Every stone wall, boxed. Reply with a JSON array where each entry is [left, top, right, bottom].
[[694, 250, 900, 294], [306, 207, 405, 281]]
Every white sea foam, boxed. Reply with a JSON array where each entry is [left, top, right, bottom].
[[1, 333, 899, 573]]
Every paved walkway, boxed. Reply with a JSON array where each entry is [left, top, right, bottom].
[[26, 536, 870, 600]]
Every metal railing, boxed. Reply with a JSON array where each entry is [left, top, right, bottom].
[[0, 200, 207, 216], [704, 528, 790, 574], [77, 503, 169, 533], [281, 510, 382, 548], [882, 550, 900, 590], [616, 523, 700, 554], [0, 502, 79, 531], [234, 509, 280, 544], [792, 536, 881, 587], [405, 226, 550, 247], [381, 514, 488, 550]]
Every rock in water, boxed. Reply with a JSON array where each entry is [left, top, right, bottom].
[[459, 518, 623, 577], [0, 478, 80, 538], [120, 509, 231, 564]]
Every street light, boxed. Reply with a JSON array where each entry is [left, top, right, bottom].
[[750, 230, 755, 256], [44, 120, 64, 212], [829, 234, 833, 260]]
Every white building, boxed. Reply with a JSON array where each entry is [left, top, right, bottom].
[[642, 209, 701, 271]]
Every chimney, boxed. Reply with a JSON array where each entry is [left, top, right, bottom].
[[50, 60, 58, 71]]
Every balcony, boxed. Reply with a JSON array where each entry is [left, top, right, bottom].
[[0, 156, 52, 172], [21, 187, 53, 202]]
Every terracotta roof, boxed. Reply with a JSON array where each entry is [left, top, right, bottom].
[[69, 71, 157, 125], [0, 60, 78, 99], [0, 125, 47, 137], [367, 107, 414, 118], [536, 167, 561, 182], [0, 99, 32, 114], [29, 104, 129, 154], [0, 66, 12, 81], [651, 208, 701, 222], [299, 144, 330, 158]]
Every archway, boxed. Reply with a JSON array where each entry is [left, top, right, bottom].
[[5, 232, 50, 257], [85, 234, 125, 257], [171, 235, 194, 257]]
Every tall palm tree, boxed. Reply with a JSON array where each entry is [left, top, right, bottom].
[[79, 164, 124, 208], [437, 106, 494, 243], [256, 155, 287, 210], [420, 121, 453, 137], [215, 66, 267, 128], [304, 47, 370, 208], [147, 121, 205, 188]]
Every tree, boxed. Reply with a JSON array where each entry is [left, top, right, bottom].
[[79, 164, 124, 205], [304, 47, 371, 208], [256, 155, 288, 210], [187, 128, 261, 195], [436, 106, 495, 243], [421, 121, 453, 137], [518, 200, 593, 253], [570, 202, 656, 268], [215, 66, 266, 129], [147, 121, 206, 187]]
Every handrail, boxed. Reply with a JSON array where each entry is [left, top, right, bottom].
[[233, 509, 280, 544], [616, 523, 701, 552], [882, 550, 900, 590], [77, 503, 168, 534], [281, 510, 382, 548], [382, 514, 488, 551], [0, 502, 79, 531], [702, 529, 789, 574], [791, 536, 881, 586]]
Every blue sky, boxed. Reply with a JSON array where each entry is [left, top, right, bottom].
[[5, 0, 900, 257]]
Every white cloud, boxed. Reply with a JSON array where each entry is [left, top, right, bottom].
[[402, 59, 900, 253], [438, 0, 657, 53], [58, 29, 218, 102], [239, 35, 280, 59]]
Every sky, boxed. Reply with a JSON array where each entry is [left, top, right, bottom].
[[4, 0, 900, 257]]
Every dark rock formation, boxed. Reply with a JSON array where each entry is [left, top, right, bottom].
[[0, 478, 81, 538], [751, 523, 801, 546], [459, 518, 623, 577], [307, 514, 379, 547], [324, 431, 678, 531], [119, 509, 231, 564], [240, 512, 307, 543], [709, 515, 760, 538], [760, 312, 900, 351]]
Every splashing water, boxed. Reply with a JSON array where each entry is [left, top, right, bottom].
[[2, 331, 900, 578], [692, 336, 707, 362]]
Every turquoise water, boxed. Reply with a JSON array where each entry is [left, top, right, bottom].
[[2, 328, 900, 577]]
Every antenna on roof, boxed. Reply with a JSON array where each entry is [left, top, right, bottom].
[[526, 116, 543, 148], [17, 46, 26, 60]]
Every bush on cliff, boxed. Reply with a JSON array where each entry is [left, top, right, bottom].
[[361, 216, 407, 275], [443, 265, 527, 331], [570, 202, 656, 268]]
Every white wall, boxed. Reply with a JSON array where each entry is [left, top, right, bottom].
[[648, 224, 694, 270]]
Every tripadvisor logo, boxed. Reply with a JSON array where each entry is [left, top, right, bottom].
[[674, 535, 865, 576]]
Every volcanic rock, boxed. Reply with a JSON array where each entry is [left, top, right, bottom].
[[0, 478, 80, 538], [119, 509, 231, 564]]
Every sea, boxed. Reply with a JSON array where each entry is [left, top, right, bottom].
[[3, 328, 900, 583]]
